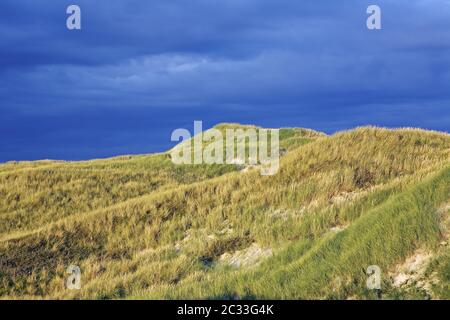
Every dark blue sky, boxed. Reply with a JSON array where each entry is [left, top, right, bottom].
[[1, 1, 449, 161]]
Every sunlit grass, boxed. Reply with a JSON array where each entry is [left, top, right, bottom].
[[0, 125, 449, 299]]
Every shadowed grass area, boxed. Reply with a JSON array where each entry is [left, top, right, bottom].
[[0, 125, 449, 299]]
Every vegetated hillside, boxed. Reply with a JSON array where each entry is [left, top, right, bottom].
[[0, 125, 449, 300]]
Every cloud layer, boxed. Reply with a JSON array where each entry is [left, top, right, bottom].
[[1, 0, 450, 161]]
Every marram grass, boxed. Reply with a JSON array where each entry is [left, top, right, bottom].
[[0, 125, 449, 299]]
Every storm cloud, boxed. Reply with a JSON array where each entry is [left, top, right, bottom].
[[1, 0, 449, 161]]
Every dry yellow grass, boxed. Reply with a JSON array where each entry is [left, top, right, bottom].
[[0, 125, 449, 299]]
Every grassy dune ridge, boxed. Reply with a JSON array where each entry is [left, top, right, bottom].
[[0, 125, 449, 299]]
